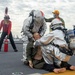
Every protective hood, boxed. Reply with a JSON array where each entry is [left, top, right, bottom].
[[34, 10, 44, 18]]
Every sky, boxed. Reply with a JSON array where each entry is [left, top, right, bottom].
[[0, 0, 75, 37]]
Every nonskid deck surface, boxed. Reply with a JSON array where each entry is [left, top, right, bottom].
[[0, 42, 75, 75]]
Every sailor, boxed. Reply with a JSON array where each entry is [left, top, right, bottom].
[[45, 10, 65, 31], [0, 7, 18, 52], [34, 19, 75, 72], [21, 10, 47, 63]]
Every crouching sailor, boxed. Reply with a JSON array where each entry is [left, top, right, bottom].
[[34, 18, 75, 73]]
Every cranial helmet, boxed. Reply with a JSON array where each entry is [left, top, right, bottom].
[[52, 10, 60, 15], [4, 15, 10, 19]]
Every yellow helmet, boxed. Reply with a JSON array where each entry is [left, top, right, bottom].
[[52, 10, 59, 15]]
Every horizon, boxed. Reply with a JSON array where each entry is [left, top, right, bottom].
[[0, 0, 75, 37]]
